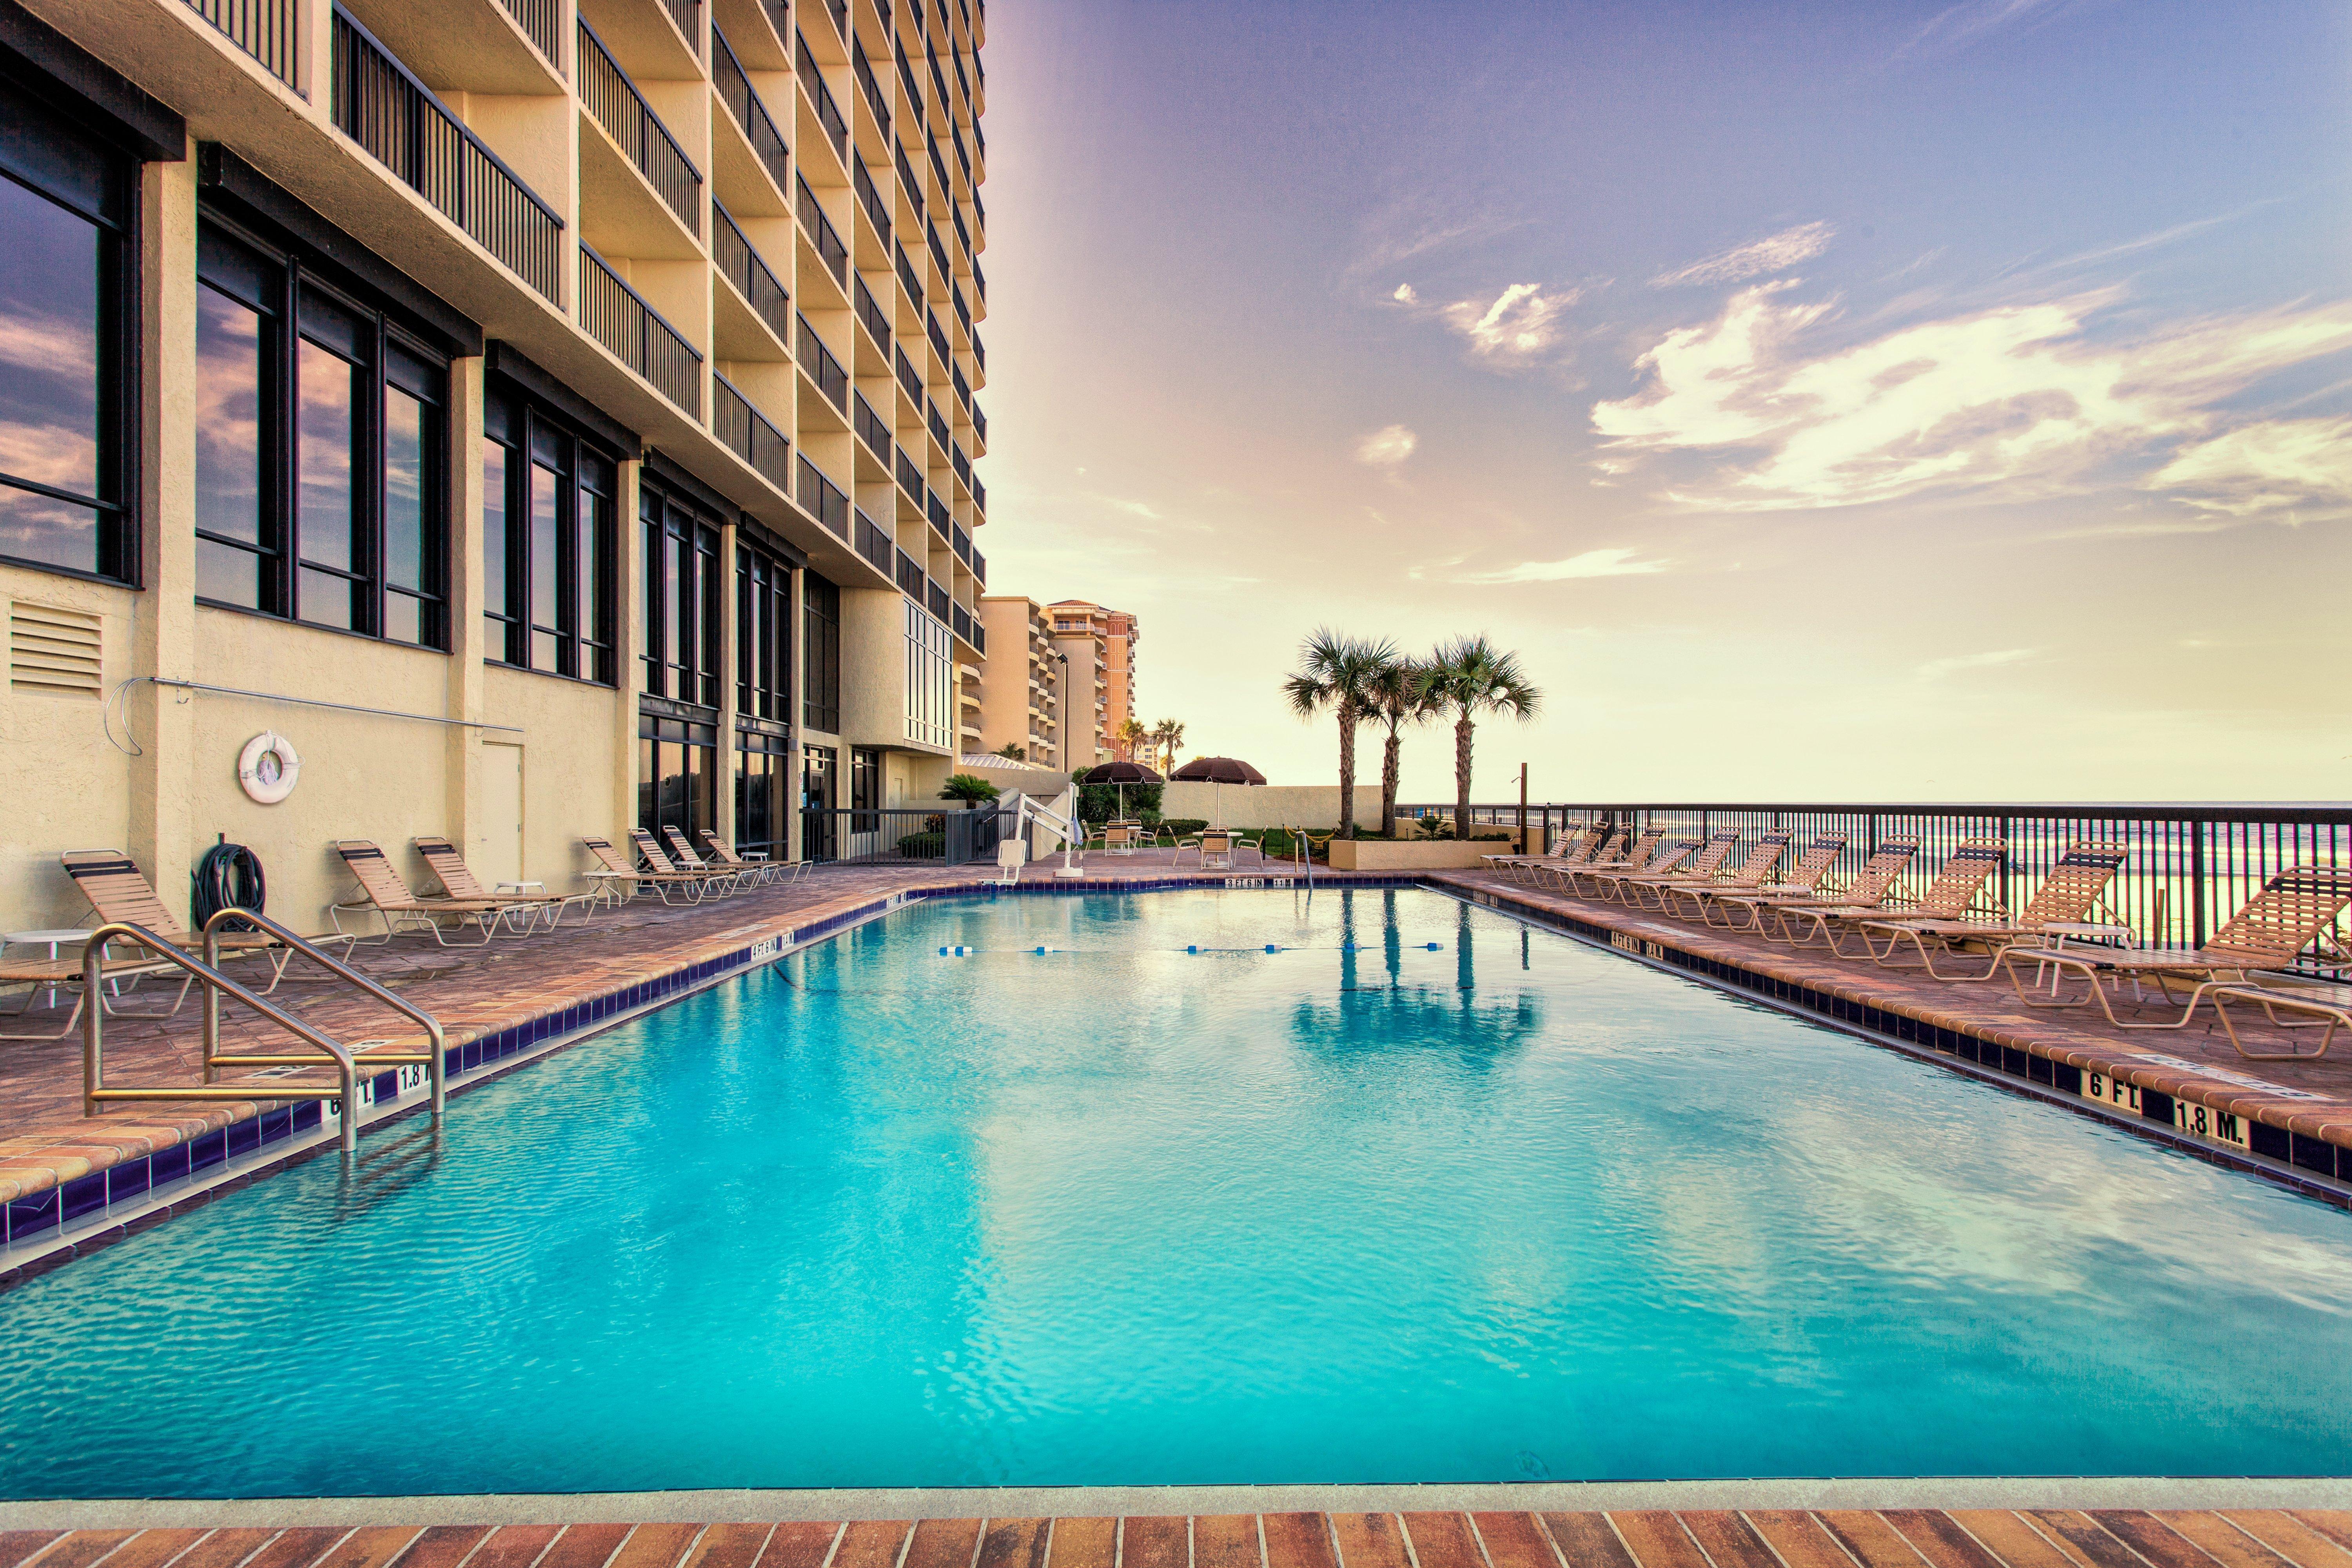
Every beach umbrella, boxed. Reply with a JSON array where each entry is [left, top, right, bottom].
[[1078, 759, 1162, 817], [1169, 756, 1266, 826]]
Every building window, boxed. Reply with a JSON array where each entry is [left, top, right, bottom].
[[904, 599, 953, 749], [850, 744, 880, 827], [736, 543, 793, 721], [485, 382, 617, 682], [640, 481, 722, 708], [801, 742, 837, 863], [638, 711, 717, 845], [802, 569, 840, 732], [734, 728, 791, 862], [0, 80, 134, 582], [193, 214, 448, 646]]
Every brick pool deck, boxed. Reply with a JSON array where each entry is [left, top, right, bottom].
[[5, 854, 2352, 1276], [9, 1510, 2352, 1568]]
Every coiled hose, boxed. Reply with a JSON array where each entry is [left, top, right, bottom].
[[192, 838, 267, 932]]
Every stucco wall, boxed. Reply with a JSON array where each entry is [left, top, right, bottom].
[[1158, 782, 1381, 831]]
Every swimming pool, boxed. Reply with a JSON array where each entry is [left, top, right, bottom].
[[2, 886, 2349, 1497]]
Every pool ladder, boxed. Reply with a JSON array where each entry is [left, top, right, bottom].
[[80, 906, 445, 1154]]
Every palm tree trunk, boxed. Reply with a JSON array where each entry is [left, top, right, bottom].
[[1454, 715, 1475, 840], [1381, 725, 1401, 834], [1338, 700, 1359, 838]]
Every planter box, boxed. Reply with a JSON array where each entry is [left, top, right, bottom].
[[1326, 835, 1527, 871]]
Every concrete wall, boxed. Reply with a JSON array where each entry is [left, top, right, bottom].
[[1158, 782, 1381, 831]]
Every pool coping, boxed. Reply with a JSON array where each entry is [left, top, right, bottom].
[[4, 1476, 2352, 1523]]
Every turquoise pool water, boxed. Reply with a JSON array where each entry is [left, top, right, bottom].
[[2, 887, 2350, 1496]]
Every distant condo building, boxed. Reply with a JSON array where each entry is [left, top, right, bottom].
[[1046, 601, 1138, 767], [976, 594, 1059, 766]]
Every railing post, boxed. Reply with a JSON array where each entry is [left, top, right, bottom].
[[2190, 820, 2207, 951]]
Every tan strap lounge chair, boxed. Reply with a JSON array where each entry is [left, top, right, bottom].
[[63, 849, 353, 1000], [661, 827, 746, 887], [1694, 831, 1850, 929], [1752, 835, 1924, 944], [700, 830, 807, 887], [628, 829, 740, 898], [414, 836, 590, 932], [581, 836, 709, 904], [1559, 828, 1666, 896], [1855, 842, 2128, 979], [1483, 826, 1594, 880], [2205, 984, 2352, 1062], [1655, 829, 1794, 919], [1994, 865, 2352, 1032], [1789, 838, 2006, 957], [1582, 835, 1714, 905], [330, 840, 511, 946], [0, 945, 180, 1038], [1613, 829, 1747, 910], [1532, 827, 1626, 891]]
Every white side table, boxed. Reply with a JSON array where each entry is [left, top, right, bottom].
[[4, 928, 96, 1008], [495, 881, 547, 897]]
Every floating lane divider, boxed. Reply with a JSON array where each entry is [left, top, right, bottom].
[[937, 942, 1447, 957]]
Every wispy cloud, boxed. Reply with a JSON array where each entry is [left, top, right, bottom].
[[1650, 222, 1836, 289], [1355, 424, 1418, 469], [1917, 648, 2038, 680], [2146, 417, 2352, 519], [1898, 0, 2072, 58], [1435, 283, 1579, 363], [1590, 281, 2352, 514], [1456, 547, 1671, 584], [1392, 283, 1419, 305]]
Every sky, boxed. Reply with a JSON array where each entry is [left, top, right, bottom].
[[972, 0, 2352, 805]]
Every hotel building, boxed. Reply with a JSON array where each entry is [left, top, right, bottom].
[[975, 593, 1058, 767], [0, 0, 990, 929], [1045, 600, 1135, 767]]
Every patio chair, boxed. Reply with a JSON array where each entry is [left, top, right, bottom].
[[701, 830, 808, 887], [1581, 835, 1713, 904], [1608, 829, 1746, 909], [0, 944, 180, 1038], [330, 840, 512, 946], [1653, 829, 1793, 919], [581, 836, 710, 905], [62, 849, 354, 1002], [629, 829, 741, 897], [1693, 831, 1851, 929], [1173, 828, 1237, 870], [1557, 827, 1668, 897], [1483, 826, 1595, 880], [1784, 838, 2005, 956], [414, 836, 589, 932], [2205, 984, 2352, 1062], [1853, 842, 2128, 979], [1530, 827, 1626, 891], [1993, 865, 2352, 1031], [662, 826, 757, 890], [1749, 835, 1923, 945]]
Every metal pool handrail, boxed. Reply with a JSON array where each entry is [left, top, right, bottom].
[[82, 922, 362, 1155], [202, 907, 446, 1119]]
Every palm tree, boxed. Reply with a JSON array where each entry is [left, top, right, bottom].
[[1420, 634, 1543, 839], [1359, 655, 1436, 834], [1282, 628, 1396, 838], [1114, 717, 1149, 763], [1150, 718, 1187, 775]]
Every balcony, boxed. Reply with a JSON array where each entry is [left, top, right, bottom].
[[949, 197, 970, 260], [189, 0, 301, 82], [895, 243, 924, 312], [926, 401, 949, 452], [972, 475, 985, 515], [852, 158, 892, 244], [924, 219, 950, 281], [853, 48, 891, 142], [971, 548, 985, 585], [713, 29, 792, 201], [795, 311, 848, 412], [951, 523, 970, 564], [927, 579, 951, 623], [853, 275, 890, 352], [713, 201, 792, 345], [796, 454, 849, 539], [951, 280, 970, 336], [951, 602, 972, 646], [972, 403, 986, 445], [331, 13, 566, 303], [950, 361, 969, 411], [893, 443, 922, 502], [854, 507, 893, 576], [581, 244, 702, 414], [950, 441, 969, 488], [924, 309, 949, 363], [894, 42, 923, 123], [852, 390, 889, 457], [715, 374, 791, 490], [813, 0, 849, 46], [895, 548, 924, 599], [925, 486, 950, 536], [661, 0, 700, 50], [795, 30, 849, 167], [893, 345, 921, 405], [579, 20, 703, 230], [894, 143, 926, 224], [796, 174, 849, 289]]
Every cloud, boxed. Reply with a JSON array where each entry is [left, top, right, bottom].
[[1456, 547, 1671, 584], [1392, 283, 1418, 305], [1650, 223, 1837, 289], [2144, 418, 2352, 518], [1899, 0, 2069, 57], [1437, 283, 1578, 363], [1590, 282, 2352, 513], [1916, 648, 2037, 680], [1354, 424, 1417, 468]]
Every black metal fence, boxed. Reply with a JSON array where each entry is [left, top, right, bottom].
[[580, 244, 702, 414], [1401, 800, 2352, 973], [800, 806, 1005, 866], [187, 0, 299, 85], [579, 19, 702, 227]]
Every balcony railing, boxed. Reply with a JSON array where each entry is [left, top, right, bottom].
[[924, 309, 949, 362], [332, 13, 566, 303], [950, 361, 969, 411], [796, 311, 848, 412], [951, 441, 969, 487], [972, 331, 984, 372], [715, 374, 790, 491], [951, 281, 970, 336], [579, 20, 702, 228], [822, 0, 849, 45], [971, 548, 985, 585], [796, 174, 849, 288], [854, 508, 893, 577], [713, 201, 792, 345], [973, 258, 985, 301], [894, 445, 922, 501], [953, 603, 972, 646], [581, 244, 701, 414], [796, 454, 849, 538], [952, 45, 969, 111], [927, 52, 950, 127], [186, 0, 299, 84], [926, 401, 949, 451], [925, 219, 950, 280], [949, 198, 970, 260], [925, 486, 950, 535], [972, 403, 986, 444], [795, 31, 849, 165], [927, 578, 951, 622], [926, 139, 951, 204], [713, 29, 791, 199], [662, 0, 699, 51], [951, 120, 971, 185], [853, 275, 890, 352], [973, 621, 985, 655], [972, 475, 985, 514], [853, 48, 890, 142], [895, 548, 924, 599], [895, 143, 926, 223], [951, 522, 970, 564], [894, 345, 921, 404], [852, 157, 892, 244], [895, 42, 924, 120], [895, 243, 924, 311], [500, 0, 561, 64], [853, 390, 889, 457]]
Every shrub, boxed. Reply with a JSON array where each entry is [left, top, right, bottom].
[[896, 832, 945, 859], [1078, 781, 1161, 825], [1414, 815, 1455, 840], [1160, 818, 1209, 836], [941, 773, 1002, 804], [1472, 831, 1514, 842]]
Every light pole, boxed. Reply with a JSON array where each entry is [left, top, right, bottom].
[[1050, 651, 1070, 773]]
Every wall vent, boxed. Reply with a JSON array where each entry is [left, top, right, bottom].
[[9, 601, 103, 698]]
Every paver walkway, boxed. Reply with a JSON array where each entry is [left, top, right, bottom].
[[8, 1510, 2352, 1568]]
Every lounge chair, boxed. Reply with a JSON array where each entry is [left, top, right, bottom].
[[1749, 835, 1924, 945], [414, 836, 589, 932], [1654, 829, 1793, 919], [1784, 838, 2005, 956], [1610, 829, 1746, 910], [1993, 866, 2352, 1031], [1581, 834, 1712, 904], [700, 830, 806, 887], [2206, 984, 2352, 1062], [0, 944, 180, 1038], [1853, 842, 2127, 979], [628, 829, 740, 897], [1483, 826, 1595, 880], [63, 849, 354, 999], [581, 835, 710, 904], [1531, 828, 1626, 891], [330, 840, 512, 946], [662, 826, 759, 890], [1557, 828, 1667, 897], [1693, 831, 1851, 929]]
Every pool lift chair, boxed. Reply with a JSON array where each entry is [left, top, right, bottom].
[[999, 791, 1084, 882]]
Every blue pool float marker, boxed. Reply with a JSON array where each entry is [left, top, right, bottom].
[[1265, 944, 1283, 953], [941, 945, 976, 956], [1426, 942, 1443, 950]]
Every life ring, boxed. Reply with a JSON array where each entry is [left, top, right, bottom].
[[237, 731, 301, 804]]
